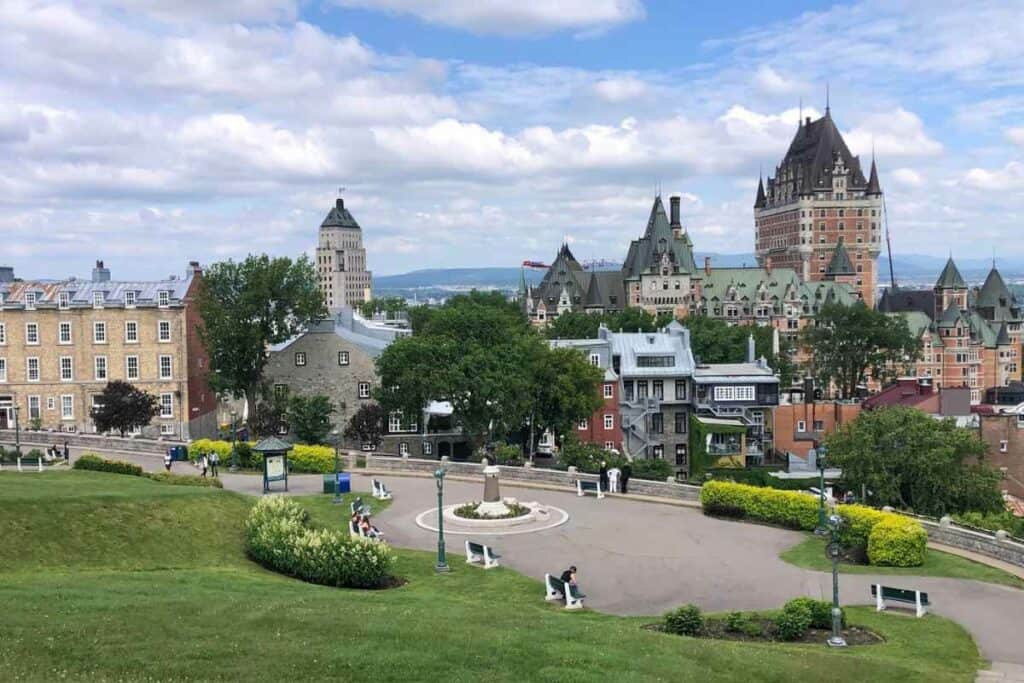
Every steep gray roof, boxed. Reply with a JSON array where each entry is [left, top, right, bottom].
[[754, 177, 766, 208], [765, 111, 868, 203], [825, 237, 855, 276], [621, 196, 698, 279], [877, 288, 935, 319], [321, 198, 362, 230], [975, 266, 1020, 322], [865, 159, 882, 195], [935, 257, 966, 289]]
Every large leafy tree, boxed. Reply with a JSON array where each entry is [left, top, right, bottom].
[[685, 315, 796, 386], [359, 296, 407, 319], [197, 254, 325, 414], [825, 406, 1003, 515], [288, 394, 335, 445], [344, 403, 386, 449], [543, 308, 672, 340], [527, 344, 604, 445], [90, 381, 160, 437], [803, 302, 920, 399]]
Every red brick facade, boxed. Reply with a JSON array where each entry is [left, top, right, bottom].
[[575, 379, 621, 451]]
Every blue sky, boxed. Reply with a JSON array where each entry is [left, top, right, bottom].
[[1, 0, 1022, 279]]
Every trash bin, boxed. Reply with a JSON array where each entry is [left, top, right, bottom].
[[323, 472, 352, 494]]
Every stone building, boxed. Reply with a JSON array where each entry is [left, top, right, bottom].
[[621, 195, 699, 318], [0, 261, 216, 439], [316, 198, 372, 313], [879, 259, 1022, 403], [548, 337, 621, 452], [753, 107, 883, 306], [978, 411, 1024, 499]]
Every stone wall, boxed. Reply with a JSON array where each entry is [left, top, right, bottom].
[[0, 429, 181, 456], [362, 454, 701, 502], [920, 517, 1024, 567]]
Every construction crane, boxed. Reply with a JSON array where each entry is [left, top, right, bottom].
[[521, 260, 549, 269]]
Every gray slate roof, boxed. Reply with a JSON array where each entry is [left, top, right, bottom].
[[321, 198, 362, 230], [935, 257, 966, 289], [621, 196, 698, 279], [766, 111, 868, 202], [0, 271, 195, 310], [825, 237, 855, 276]]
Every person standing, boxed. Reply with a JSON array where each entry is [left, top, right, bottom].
[[163, 451, 173, 472], [210, 451, 219, 477], [598, 461, 609, 494], [62, 441, 70, 464], [621, 462, 632, 494], [199, 454, 209, 478]]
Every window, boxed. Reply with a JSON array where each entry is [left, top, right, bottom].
[[158, 321, 171, 342], [589, 353, 600, 366], [125, 321, 138, 343], [0, 323, 5, 344], [578, 418, 588, 430], [636, 355, 674, 367], [1000, 440, 1008, 453], [650, 412, 663, 434], [158, 290, 170, 307], [158, 355, 172, 379], [58, 291, 70, 309], [47, 396, 55, 410], [59, 356, 73, 381], [25, 292, 37, 309], [160, 424, 175, 435], [58, 321, 72, 344], [712, 385, 755, 401], [399, 442, 409, 456], [93, 321, 107, 343], [93, 291, 104, 308], [603, 383, 613, 399], [675, 411, 687, 434], [274, 384, 288, 401], [652, 380, 664, 400], [603, 441, 614, 451], [623, 380, 634, 401], [0, 357, 5, 382], [797, 420, 806, 433], [358, 382, 370, 399], [28, 395, 40, 420], [813, 420, 824, 431], [423, 442, 432, 456], [126, 355, 139, 380], [61, 395, 74, 420], [293, 352, 308, 367], [675, 444, 688, 466], [26, 322, 39, 345], [388, 411, 417, 433], [160, 393, 173, 418], [125, 290, 136, 307], [636, 381, 648, 399], [94, 356, 107, 381], [603, 414, 614, 430], [652, 445, 664, 459]]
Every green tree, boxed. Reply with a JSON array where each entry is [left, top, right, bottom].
[[685, 315, 795, 386], [359, 296, 407, 319], [803, 302, 920, 399], [197, 254, 325, 415], [825, 406, 1003, 515], [543, 308, 672, 341], [344, 403, 386, 450], [528, 345, 604, 446], [250, 389, 289, 439], [90, 381, 160, 437], [288, 394, 335, 445]]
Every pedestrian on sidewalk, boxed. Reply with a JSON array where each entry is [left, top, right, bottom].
[[598, 461, 609, 493], [63, 441, 70, 464], [210, 451, 219, 477], [620, 462, 631, 494], [163, 451, 173, 472], [200, 454, 208, 478]]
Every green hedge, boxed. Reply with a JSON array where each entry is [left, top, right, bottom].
[[187, 440, 338, 473], [867, 517, 928, 567], [144, 472, 223, 488], [784, 597, 844, 629], [245, 496, 394, 589], [699, 480, 927, 566], [73, 454, 143, 477]]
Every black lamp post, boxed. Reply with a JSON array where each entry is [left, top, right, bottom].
[[434, 467, 449, 573], [813, 443, 828, 535], [13, 404, 21, 456], [229, 409, 239, 471], [825, 513, 847, 647], [332, 427, 343, 505]]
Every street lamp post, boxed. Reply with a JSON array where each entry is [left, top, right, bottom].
[[434, 467, 449, 573], [13, 405, 22, 456], [813, 443, 828, 535], [825, 513, 847, 647], [332, 427, 343, 505], [229, 409, 239, 471]]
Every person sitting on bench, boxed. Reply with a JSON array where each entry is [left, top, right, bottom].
[[359, 516, 383, 540], [560, 565, 578, 588]]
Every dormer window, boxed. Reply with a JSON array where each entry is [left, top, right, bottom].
[[158, 290, 170, 307], [25, 292, 36, 310], [93, 291, 104, 308], [125, 291, 137, 307]]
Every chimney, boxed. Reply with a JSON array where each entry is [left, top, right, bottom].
[[803, 377, 814, 404], [0, 266, 13, 283], [336, 198, 345, 210], [805, 116, 811, 126], [188, 260, 202, 275], [765, 255, 772, 275], [704, 256, 711, 276], [670, 195, 681, 235], [91, 260, 110, 283], [747, 334, 756, 363]]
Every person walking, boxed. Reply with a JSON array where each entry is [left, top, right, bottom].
[[199, 454, 209, 478], [598, 461, 609, 494], [621, 462, 632, 494], [62, 441, 70, 465], [163, 451, 173, 472], [209, 451, 219, 477]]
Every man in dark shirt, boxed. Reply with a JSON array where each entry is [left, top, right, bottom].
[[560, 566, 577, 586]]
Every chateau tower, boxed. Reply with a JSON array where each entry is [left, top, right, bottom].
[[316, 198, 372, 313], [754, 107, 883, 306]]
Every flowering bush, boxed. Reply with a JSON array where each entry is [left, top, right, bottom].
[[867, 516, 927, 567], [245, 496, 394, 589], [289, 445, 336, 473], [188, 439, 236, 461]]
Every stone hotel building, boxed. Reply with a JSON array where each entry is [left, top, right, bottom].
[[0, 261, 216, 439]]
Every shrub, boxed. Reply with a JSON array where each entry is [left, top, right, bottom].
[[783, 597, 843, 630], [27, 448, 45, 460], [558, 439, 615, 474], [664, 604, 704, 637], [245, 496, 394, 589], [724, 611, 747, 633], [72, 454, 143, 476], [954, 511, 1024, 539], [836, 504, 887, 552], [699, 480, 819, 531], [867, 516, 927, 567], [289, 444, 337, 473], [491, 443, 524, 466], [188, 439, 234, 461], [233, 442, 257, 469], [144, 472, 223, 488], [774, 601, 812, 641], [631, 458, 674, 481]]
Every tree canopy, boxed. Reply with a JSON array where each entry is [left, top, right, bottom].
[[824, 406, 1003, 516], [543, 309, 672, 340], [359, 296, 407, 319], [344, 403, 386, 449], [196, 254, 325, 412], [90, 381, 160, 437], [802, 302, 920, 399], [288, 394, 335, 445]]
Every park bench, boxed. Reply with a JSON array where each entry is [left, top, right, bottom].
[[872, 584, 930, 617], [351, 497, 370, 516], [372, 479, 393, 500], [576, 479, 604, 499], [464, 540, 501, 569], [16, 457, 43, 473], [348, 519, 385, 543], [544, 573, 585, 610]]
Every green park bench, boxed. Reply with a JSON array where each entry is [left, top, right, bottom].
[[872, 584, 930, 617], [576, 479, 605, 499], [464, 540, 500, 569], [544, 573, 585, 610]]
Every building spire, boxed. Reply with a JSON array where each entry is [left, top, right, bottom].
[[825, 82, 830, 116]]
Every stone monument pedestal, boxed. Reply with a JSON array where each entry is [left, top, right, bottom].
[[476, 465, 510, 517]]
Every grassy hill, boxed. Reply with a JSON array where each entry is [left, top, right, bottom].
[[0, 471, 984, 681]]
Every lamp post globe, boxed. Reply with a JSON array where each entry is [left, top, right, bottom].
[[434, 467, 449, 573]]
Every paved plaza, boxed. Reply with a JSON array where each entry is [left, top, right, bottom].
[[16, 446, 1024, 669]]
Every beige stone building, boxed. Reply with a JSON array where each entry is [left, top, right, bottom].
[[0, 261, 216, 439], [316, 197, 372, 313]]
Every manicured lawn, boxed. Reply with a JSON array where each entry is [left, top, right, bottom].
[[781, 534, 1024, 590], [299, 491, 391, 530], [0, 471, 985, 681]]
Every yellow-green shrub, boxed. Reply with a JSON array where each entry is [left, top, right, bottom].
[[187, 439, 235, 461], [867, 516, 927, 567], [835, 504, 887, 551], [699, 480, 819, 531], [289, 444, 337, 473]]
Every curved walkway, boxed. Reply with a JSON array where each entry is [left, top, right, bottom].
[[33, 447, 1024, 668]]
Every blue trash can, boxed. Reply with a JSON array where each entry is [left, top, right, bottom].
[[336, 472, 351, 494]]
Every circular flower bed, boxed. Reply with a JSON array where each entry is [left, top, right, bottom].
[[453, 501, 531, 520]]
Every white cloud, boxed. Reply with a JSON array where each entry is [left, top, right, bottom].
[[890, 168, 924, 187], [592, 77, 648, 102], [330, 0, 645, 36], [98, 0, 299, 23], [753, 65, 801, 94], [1007, 127, 1024, 146], [844, 108, 942, 158], [963, 162, 1024, 191]]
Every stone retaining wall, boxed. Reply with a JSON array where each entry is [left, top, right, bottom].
[[0, 430, 181, 456], [921, 518, 1024, 567], [362, 454, 702, 502]]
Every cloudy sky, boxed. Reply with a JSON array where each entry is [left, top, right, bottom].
[[2, 0, 1023, 279]]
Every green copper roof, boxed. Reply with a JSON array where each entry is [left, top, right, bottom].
[[937, 302, 966, 328], [935, 257, 966, 289], [825, 237, 854, 276], [898, 311, 932, 338]]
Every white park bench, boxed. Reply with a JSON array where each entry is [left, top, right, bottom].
[[464, 540, 501, 569]]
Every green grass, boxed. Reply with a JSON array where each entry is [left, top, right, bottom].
[[299, 491, 391, 530], [781, 534, 1024, 590], [0, 471, 985, 682]]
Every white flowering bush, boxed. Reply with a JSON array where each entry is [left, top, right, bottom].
[[245, 496, 395, 588]]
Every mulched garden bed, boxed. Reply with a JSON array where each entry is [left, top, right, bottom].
[[644, 618, 884, 646]]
